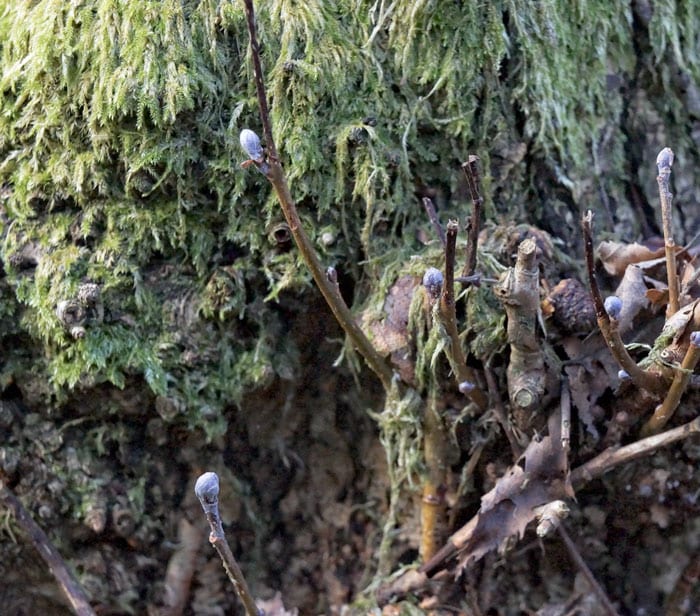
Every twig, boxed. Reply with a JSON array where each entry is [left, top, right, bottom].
[[194, 473, 260, 616], [422, 197, 446, 247], [439, 220, 487, 409], [571, 416, 700, 488], [494, 238, 547, 428], [0, 481, 96, 616], [484, 366, 523, 459], [420, 393, 448, 562], [656, 147, 680, 317], [581, 211, 664, 395], [557, 525, 620, 616], [241, 0, 394, 391], [641, 331, 700, 436], [162, 475, 206, 615], [377, 416, 700, 604], [461, 155, 483, 278], [560, 379, 571, 453]]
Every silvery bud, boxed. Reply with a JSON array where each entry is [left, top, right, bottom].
[[422, 267, 443, 300], [690, 331, 700, 347], [604, 295, 622, 320], [459, 381, 475, 395], [195, 471, 220, 505], [618, 369, 630, 380], [240, 129, 264, 161], [656, 147, 674, 170]]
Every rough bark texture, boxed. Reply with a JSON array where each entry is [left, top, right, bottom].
[[1, 1, 700, 614]]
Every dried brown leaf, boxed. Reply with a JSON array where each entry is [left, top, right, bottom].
[[362, 275, 419, 382], [614, 265, 651, 333], [598, 240, 664, 276], [456, 412, 574, 570]]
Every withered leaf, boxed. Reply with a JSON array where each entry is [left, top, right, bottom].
[[456, 411, 574, 571], [614, 264, 651, 333], [598, 240, 665, 276], [362, 274, 419, 382]]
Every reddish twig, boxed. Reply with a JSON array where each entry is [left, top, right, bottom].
[[557, 525, 620, 615], [0, 481, 96, 616], [656, 147, 680, 318], [439, 220, 487, 409], [422, 197, 446, 247], [461, 155, 483, 278], [571, 416, 700, 488], [581, 211, 664, 395], [241, 0, 393, 390], [195, 473, 260, 616]]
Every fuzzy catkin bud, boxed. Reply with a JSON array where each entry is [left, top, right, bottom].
[[604, 295, 622, 320], [422, 267, 443, 300], [195, 472, 220, 505], [458, 381, 475, 395], [690, 331, 700, 347], [239, 129, 263, 161], [656, 147, 674, 170], [618, 369, 630, 380]]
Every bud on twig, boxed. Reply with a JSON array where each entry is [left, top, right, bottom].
[[239, 129, 264, 162], [604, 296, 622, 320], [423, 267, 444, 301]]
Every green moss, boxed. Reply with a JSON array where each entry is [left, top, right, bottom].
[[0, 0, 688, 440]]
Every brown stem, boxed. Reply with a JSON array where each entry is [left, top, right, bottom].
[[557, 525, 620, 616], [495, 238, 546, 427], [377, 416, 700, 604], [581, 211, 664, 395], [461, 155, 483, 278], [439, 220, 487, 409], [422, 197, 446, 247], [241, 0, 393, 390], [571, 416, 700, 488], [484, 366, 524, 459], [195, 473, 259, 616], [420, 394, 448, 562], [0, 481, 96, 616], [641, 338, 700, 436], [656, 147, 679, 317]]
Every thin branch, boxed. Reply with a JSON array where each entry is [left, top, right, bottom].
[[557, 525, 620, 616], [571, 416, 700, 488], [420, 393, 448, 562], [241, 0, 393, 390], [0, 481, 96, 616], [581, 211, 664, 395], [461, 155, 483, 278], [656, 147, 679, 317], [484, 366, 523, 459], [439, 220, 487, 409], [377, 416, 700, 605], [422, 197, 446, 247], [195, 473, 260, 616], [641, 332, 700, 436]]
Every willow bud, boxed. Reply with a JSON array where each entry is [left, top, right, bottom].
[[604, 295, 622, 320], [422, 267, 443, 300], [239, 129, 264, 162]]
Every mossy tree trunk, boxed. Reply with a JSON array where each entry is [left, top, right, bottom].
[[1, 1, 699, 613]]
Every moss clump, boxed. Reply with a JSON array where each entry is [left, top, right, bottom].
[[0, 0, 695, 433]]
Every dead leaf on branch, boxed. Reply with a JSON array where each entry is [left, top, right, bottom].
[[598, 240, 665, 276], [451, 411, 574, 571]]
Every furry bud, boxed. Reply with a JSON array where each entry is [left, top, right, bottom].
[[239, 129, 263, 161], [458, 381, 475, 395], [656, 147, 674, 170], [604, 295, 622, 320], [422, 267, 443, 300], [195, 472, 220, 505], [618, 369, 630, 380], [690, 331, 700, 347]]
